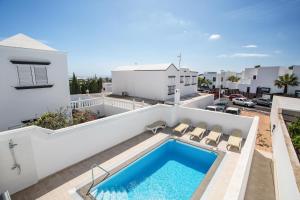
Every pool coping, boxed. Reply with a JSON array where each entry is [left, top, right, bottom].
[[77, 136, 224, 200], [177, 138, 225, 200]]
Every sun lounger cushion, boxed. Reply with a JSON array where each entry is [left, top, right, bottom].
[[228, 136, 242, 148], [147, 121, 166, 129], [190, 127, 205, 137], [227, 129, 243, 150], [174, 123, 189, 133], [206, 131, 221, 142], [146, 121, 166, 133]]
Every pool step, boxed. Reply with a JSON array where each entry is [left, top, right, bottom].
[[96, 189, 128, 200]]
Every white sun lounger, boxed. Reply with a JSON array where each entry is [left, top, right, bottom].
[[205, 125, 223, 145], [227, 129, 243, 151], [190, 122, 207, 140], [146, 121, 167, 134], [173, 119, 191, 135]]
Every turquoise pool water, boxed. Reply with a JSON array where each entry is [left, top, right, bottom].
[[91, 140, 217, 200]]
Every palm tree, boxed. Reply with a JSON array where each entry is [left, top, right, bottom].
[[227, 75, 240, 82], [198, 77, 212, 87], [274, 73, 298, 94]]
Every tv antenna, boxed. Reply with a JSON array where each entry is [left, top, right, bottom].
[[177, 53, 182, 68]]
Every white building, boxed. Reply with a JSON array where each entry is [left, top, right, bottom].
[[103, 82, 112, 93], [112, 63, 198, 101], [219, 70, 240, 89], [288, 65, 300, 97], [0, 33, 70, 131], [202, 71, 240, 89], [201, 72, 219, 89], [238, 66, 291, 95], [202, 65, 300, 96]]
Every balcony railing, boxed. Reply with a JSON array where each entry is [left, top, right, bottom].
[[70, 97, 145, 110]]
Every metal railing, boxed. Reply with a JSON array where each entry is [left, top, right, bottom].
[[70, 97, 146, 111], [86, 164, 110, 195]]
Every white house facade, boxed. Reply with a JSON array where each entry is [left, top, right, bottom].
[[238, 66, 291, 94], [202, 65, 300, 96], [0, 34, 70, 131], [288, 65, 300, 97], [202, 71, 240, 89], [201, 72, 219, 89], [112, 63, 198, 101]]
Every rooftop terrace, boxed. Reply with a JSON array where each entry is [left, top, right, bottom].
[[0, 104, 258, 200]]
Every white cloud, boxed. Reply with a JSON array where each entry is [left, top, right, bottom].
[[242, 44, 257, 48], [217, 54, 228, 58], [218, 53, 270, 58], [232, 53, 269, 57], [209, 34, 221, 40]]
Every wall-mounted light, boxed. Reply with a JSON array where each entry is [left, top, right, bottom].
[[272, 124, 276, 132]]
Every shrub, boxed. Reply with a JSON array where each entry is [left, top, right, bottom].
[[32, 109, 69, 130], [291, 135, 300, 149], [288, 118, 300, 137], [72, 110, 97, 125]]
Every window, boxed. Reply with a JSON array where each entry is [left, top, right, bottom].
[[17, 64, 48, 86], [253, 75, 256, 80], [221, 77, 223, 81], [247, 87, 250, 93], [213, 77, 216, 82], [192, 76, 197, 85], [34, 66, 48, 85], [168, 85, 176, 95], [168, 76, 176, 85], [185, 76, 190, 86], [17, 66, 33, 85], [180, 76, 184, 83]]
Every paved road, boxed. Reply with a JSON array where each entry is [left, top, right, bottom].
[[227, 101, 271, 113]]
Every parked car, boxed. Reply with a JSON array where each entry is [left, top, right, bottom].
[[229, 94, 245, 101], [225, 107, 240, 115], [205, 105, 225, 112], [232, 98, 256, 107], [252, 98, 272, 107], [214, 98, 229, 108]]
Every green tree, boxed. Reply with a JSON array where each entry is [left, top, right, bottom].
[[227, 75, 240, 82], [198, 77, 212, 87], [97, 77, 103, 93], [274, 73, 298, 94], [80, 80, 87, 94], [70, 73, 80, 94]]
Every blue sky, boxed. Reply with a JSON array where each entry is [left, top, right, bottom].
[[1, 0, 300, 76]]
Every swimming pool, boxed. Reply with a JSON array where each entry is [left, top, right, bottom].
[[90, 139, 217, 200]]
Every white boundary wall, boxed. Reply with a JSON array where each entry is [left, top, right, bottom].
[[223, 116, 259, 200], [270, 96, 300, 200], [0, 104, 255, 196], [181, 94, 214, 109]]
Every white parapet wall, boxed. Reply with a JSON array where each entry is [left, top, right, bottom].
[[270, 96, 300, 200], [0, 104, 256, 197], [223, 116, 259, 200], [181, 94, 214, 109]]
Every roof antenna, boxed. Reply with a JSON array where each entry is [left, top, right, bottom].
[[177, 53, 182, 68]]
